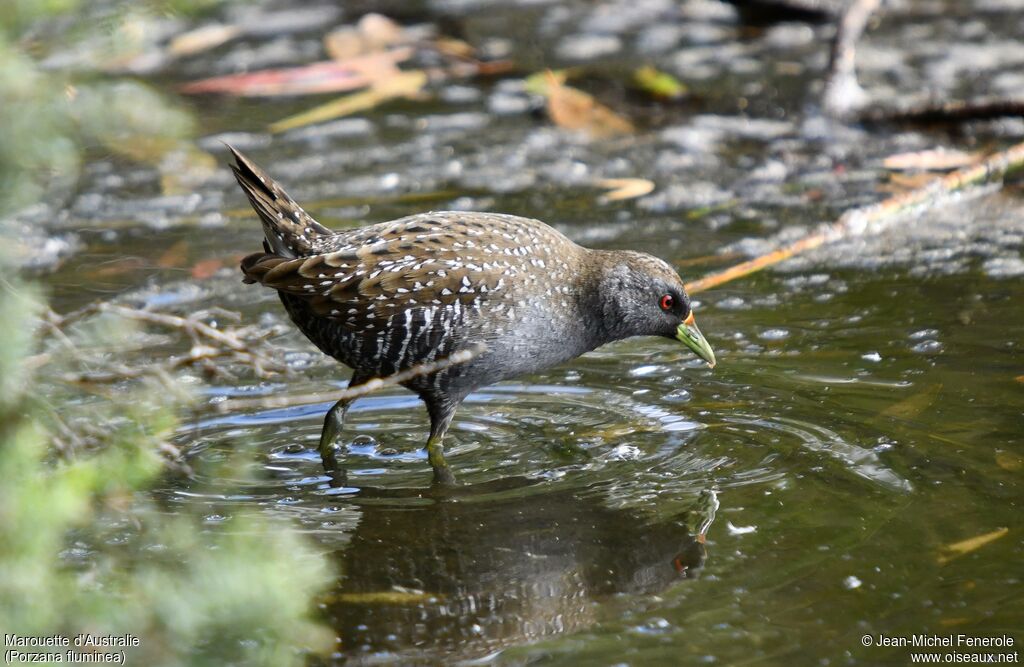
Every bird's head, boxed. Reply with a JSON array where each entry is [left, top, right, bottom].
[[594, 250, 716, 368]]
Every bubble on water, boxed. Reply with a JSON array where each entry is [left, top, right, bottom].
[[861, 352, 882, 362], [844, 576, 863, 590], [630, 364, 662, 377], [716, 296, 747, 310], [910, 329, 940, 340], [663, 388, 692, 403], [983, 256, 1024, 278], [608, 444, 642, 461], [759, 328, 790, 341], [632, 617, 672, 634], [911, 340, 943, 354], [557, 33, 622, 60], [727, 522, 756, 535]]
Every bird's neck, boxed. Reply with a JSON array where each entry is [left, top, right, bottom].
[[576, 248, 631, 347]]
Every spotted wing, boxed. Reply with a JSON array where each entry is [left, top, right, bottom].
[[240, 213, 526, 334]]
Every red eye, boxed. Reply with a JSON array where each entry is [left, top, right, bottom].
[[659, 294, 674, 311]]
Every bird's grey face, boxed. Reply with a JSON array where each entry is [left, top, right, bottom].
[[599, 253, 716, 368]]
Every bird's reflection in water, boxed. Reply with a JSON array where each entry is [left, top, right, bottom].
[[320, 482, 715, 663]]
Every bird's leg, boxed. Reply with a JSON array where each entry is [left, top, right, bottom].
[[318, 373, 369, 477], [424, 398, 459, 486]]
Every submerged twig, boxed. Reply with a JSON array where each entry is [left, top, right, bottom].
[[861, 96, 1024, 125], [42, 302, 290, 384], [685, 140, 1024, 294], [217, 343, 487, 413]]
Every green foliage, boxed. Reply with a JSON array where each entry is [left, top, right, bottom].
[[0, 4, 333, 663], [0, 41, 79, 212], [0, 265, 333, 665], [0, 1, 215, 217]]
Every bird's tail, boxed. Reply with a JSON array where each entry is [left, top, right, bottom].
[[228, 145, 335, 258]]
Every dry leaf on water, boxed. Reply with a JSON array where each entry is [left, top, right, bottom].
[[190, 258, 225, 280], [432, 37, 477, 59], [595, 177, 655, 203], [880, 384, 942, 420], [324, 13, 406, 61], [634, 66, 687, 100], [269, 70, 428, 133], [995, 451, 1022, 472], [180, 48, 412, 96], [878, 171, 941, 194], [545, 71, 634, 139], [524, 69, 568, 96], [937, 527, 1009, 565], [168, 23, 241, 57], [324, 587, 441, 605], [156, 240, 189, 269], [883, 148, 981, 171]]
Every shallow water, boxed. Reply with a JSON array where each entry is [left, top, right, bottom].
[[31, 0, 1024, 664]]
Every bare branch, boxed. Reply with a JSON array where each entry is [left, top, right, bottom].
[[686, 140, 1024, 294], [217, 343, 487, 412]]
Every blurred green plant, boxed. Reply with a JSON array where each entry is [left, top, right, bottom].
[[0, 251, 333, 667], [0, 3, 334, 664], [0, 0, 222, 215]]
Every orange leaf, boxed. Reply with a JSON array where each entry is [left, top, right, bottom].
[[156, 240, 189, 268], [883, 148, 981, 171], [595, 177, 655, 203], [190, 258, 224, 280], [179, 49, 412, 97], [545, 71, 633, 139]]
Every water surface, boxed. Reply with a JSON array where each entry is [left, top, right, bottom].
[[32, 0, 1024, 663]]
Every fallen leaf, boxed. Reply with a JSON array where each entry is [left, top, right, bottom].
[[995, 451, 1023, 472], [525, 69, 568, 96], [358, 13, 406, 49], [468, 59, 516, 77], [883, 148, 981, 171], [324, 13, 405, 61], [190, 258, 224, 280], [595, 177, 655, 203], [91, 257, 147, 277], [330, 588, 441, 605], [880, 384, 942, 420], [180, 48, 412, 97], [546, 71, 634, 139], [634, 66, 687, 100], [156, 240, 189, 268], [432, 36, 476, 59], [269, 69, 427, 133], [168, 23, 241, 57], [937, 527, 1008, 565], [877, 171, 940, 194], [1015, 375, 1024, 383]]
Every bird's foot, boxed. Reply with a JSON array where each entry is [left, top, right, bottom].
[[426, 438, 457, 486]]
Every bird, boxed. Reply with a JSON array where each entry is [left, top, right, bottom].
[[229, 146, 715, 485]]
